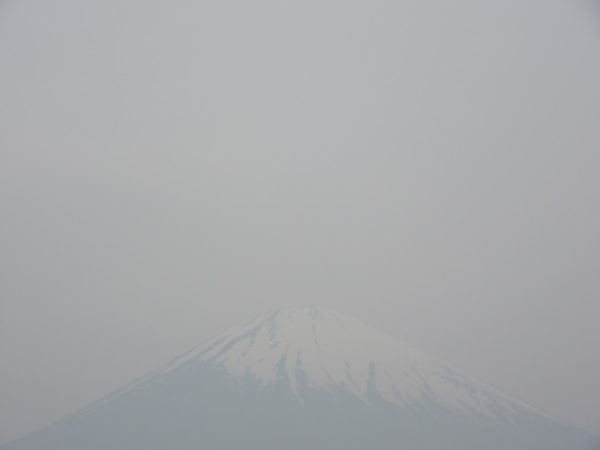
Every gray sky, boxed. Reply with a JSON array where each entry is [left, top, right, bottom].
[[1, 0, 599, 444]]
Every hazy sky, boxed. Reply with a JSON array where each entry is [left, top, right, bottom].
[[1, 0, 600, 444]]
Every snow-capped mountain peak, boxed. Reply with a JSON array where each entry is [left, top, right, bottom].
[[7, 307, 597, 450], [161, 307, 526, 422]]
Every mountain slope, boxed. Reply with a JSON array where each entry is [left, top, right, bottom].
[[4, 308, 599, 450]]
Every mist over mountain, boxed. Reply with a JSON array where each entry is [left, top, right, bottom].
[[3, 308, 598, 450]]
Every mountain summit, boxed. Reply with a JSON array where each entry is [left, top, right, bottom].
[[159, 307, 526, 421], [4, 308, 598, 450]]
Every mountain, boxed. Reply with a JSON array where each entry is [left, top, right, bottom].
[[4, 307, 599, 450]]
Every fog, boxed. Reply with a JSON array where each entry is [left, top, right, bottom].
[[1, 0, 599, 445]]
